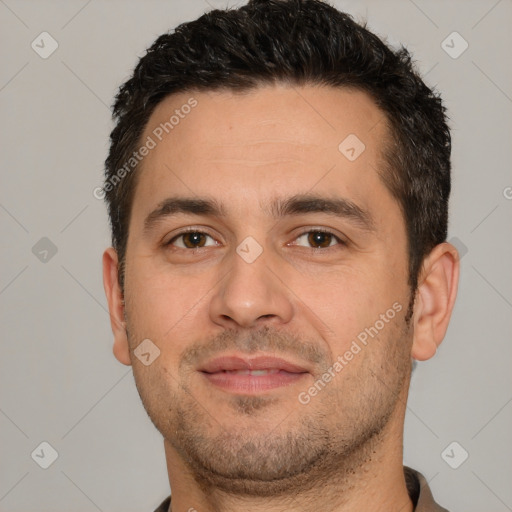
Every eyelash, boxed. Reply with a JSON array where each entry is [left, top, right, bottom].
[[293, 228, 346, 249], [166, 228, 218, 249], [165, 228, 346, 250]]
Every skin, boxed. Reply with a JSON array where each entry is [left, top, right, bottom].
[[103, 84, 459, 512]]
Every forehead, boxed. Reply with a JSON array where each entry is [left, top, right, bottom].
[[145, 84, 385, 154], [133, 84, 392, 217]]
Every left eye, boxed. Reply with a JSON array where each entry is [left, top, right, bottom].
[[169, 231, 217, 249], [294, 230, 342, 249]]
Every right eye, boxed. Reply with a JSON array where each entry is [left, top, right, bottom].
[[166, 230, 218, 249]]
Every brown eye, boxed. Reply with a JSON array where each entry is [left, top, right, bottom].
[[169, 231, 216, 249], [307, 231, 334, 248], [295, 230, 340, 249], [182, 232, 206, 248]]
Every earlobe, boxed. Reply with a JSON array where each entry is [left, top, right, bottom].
[[411, 242, 460, 361], [102, 248, 132, 366]]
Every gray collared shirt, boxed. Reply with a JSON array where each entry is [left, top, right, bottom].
[[153, 466, 449, 512]]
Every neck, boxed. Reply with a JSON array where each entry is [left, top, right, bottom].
[[163, 408, 413, 512]]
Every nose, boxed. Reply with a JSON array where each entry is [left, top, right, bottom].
[[208, 245, 294, 329]]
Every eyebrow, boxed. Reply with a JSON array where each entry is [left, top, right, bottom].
[[143, 193, 375, 234], [144, 197, 226, 234], [267, 194, 375, 231]]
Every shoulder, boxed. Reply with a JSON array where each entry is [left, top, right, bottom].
[[404, 466, 450, 512], [152, 495, 171, 512]]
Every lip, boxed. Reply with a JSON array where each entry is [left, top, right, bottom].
[[200, 355, 309, 374], [199, 355, 310, 394]]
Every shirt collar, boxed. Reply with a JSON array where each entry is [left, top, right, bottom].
[[154, 466, 450, 512]]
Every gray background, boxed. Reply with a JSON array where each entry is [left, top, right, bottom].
[[1, 0, 511, 511]]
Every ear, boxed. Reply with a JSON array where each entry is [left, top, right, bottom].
[[411, 242, 460, 361], [103, 247, 131, 366]]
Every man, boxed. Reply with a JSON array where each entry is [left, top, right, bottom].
[[102, 1, 459, 510]]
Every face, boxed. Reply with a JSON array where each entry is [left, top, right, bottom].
[[117, 85, 414, 494]]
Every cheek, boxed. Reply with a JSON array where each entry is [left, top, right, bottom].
[[124, 260, 204, 352], [294, 264, 406, 357]]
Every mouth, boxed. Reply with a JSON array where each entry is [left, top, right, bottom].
[[199, 355, 310, 394]]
